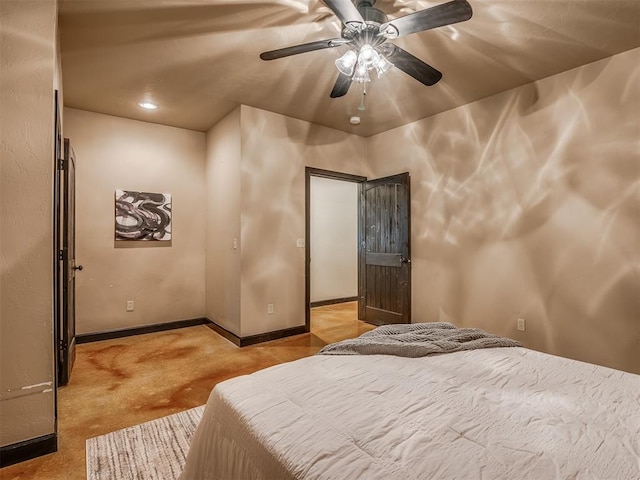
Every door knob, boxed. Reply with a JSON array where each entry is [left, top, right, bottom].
[[73, 265, 83, 271]]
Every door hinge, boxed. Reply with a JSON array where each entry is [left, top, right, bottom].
[[58, 339, 67, 364], [59, 339, 67, 366], [58, 158, 65, 170], [58, 249, 65, 261]]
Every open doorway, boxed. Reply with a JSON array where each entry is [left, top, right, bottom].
[[305, 167, 412, 332], [310, 176, 358, 307], [305, 168, 365, 331]]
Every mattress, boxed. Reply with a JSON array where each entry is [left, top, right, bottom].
[[180, 347, 640, 479]]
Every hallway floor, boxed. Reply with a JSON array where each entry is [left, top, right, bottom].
[[0, 302, 372, 480]]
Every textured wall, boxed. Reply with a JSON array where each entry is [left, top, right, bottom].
[[310, 177, 358, 303], [238, 105, 369, 336], [64, 108, 206, 334], [367, 48, 640, 374], [0, 0, 57, 446], [205, 108, 242, 335]]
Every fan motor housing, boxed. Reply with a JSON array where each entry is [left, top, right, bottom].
[[342, 0, 389, 46], [359, 6, 387, 25]]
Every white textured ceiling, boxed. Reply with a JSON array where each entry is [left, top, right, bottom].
[[59, 0, 640, 136]]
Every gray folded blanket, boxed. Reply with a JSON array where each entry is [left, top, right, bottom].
[[318, 322, 521, 357]]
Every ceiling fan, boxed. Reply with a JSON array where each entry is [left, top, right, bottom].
[[260, 0, 473, 98]]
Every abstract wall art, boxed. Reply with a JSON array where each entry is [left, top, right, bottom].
[[115, 190, 172, 241]]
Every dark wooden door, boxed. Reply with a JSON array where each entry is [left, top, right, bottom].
[[58, 138, 78, 386], [359, 173, 411, 325]]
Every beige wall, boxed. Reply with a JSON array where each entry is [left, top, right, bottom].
[[203, 106, 368, 337], [310, 177, 358, 303], [368, 48, 640, 374], [0, 0, 58, 446], [238, 105, 369, 336], [64, 108, 206, 334], [205, 108, 242, 335]]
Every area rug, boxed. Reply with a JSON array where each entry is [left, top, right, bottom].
[[86, 405, 204, 480]]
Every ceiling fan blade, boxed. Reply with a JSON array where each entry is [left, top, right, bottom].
[[381, 0, 472, 38], [260, 38, 350, 60], [330, 73, 352, 98], [384, 45, 442, 86], [323, 0, 365, 27]]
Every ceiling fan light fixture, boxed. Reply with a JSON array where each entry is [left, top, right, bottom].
[[335, 50, 358, 76], [259, 0, 474, 99], [352, 64, 371, 83], [358, 44, 378, 69], [375, 54, 393, 78]]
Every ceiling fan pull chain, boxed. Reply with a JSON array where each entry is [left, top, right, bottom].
[[358, 84, 367, 111]]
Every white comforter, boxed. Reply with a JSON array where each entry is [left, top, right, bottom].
[[181, 347, 640, 479]]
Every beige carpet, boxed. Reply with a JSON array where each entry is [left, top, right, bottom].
[[86, 406, 204, 480]]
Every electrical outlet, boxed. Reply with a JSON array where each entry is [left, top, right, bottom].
[[517, 317, 526, 332], [296, 238, 305, 248], [126, 300, 134, 312], [267, 304, 274, 315]]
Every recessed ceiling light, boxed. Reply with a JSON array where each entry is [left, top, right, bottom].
[[137, 102, 158, 110]]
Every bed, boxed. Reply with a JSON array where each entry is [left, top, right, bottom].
[[180, 323, 640, 479]]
